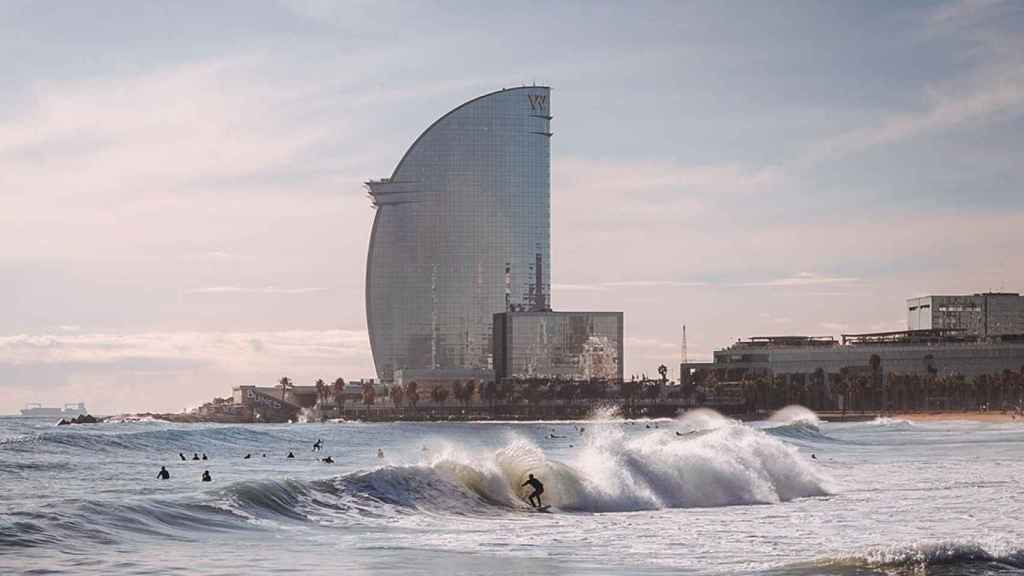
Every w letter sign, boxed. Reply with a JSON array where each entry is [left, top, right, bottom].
[[528, 94, 547, 111]]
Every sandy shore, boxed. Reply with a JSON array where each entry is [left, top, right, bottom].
[[890, 411, 1023, 423]]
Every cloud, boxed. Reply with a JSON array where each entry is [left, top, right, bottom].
[[819, 322, 851, 333], [928, 0, 1005, 28], [186, 286, 329, 295], [0, 55, 345, 264], [733, 272, 859, 288], [554, 273, 855, 292], [186, 251, 245, 263], [551, 283, 612, 292], [553, 157, 783, 229], [0, 329, 375, 414], [0, 329, 369, 367], [800, 2, 1024, 168], [603, 280, 709, 288]]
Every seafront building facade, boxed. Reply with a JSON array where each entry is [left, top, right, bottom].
[[365, 87, 553, 382], [907, 292, 1024, 337], [493, 311, 624, 382], [699, 332, 1024, 380], [682, 293, 1024, 412]]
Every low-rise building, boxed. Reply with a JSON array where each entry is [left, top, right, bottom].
[[493, 311, 624, 382]]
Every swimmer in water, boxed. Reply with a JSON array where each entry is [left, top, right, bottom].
[[157, 466, 170, 480], [243, 453, 251, 459], [201, 470, 212, 482], [377, 448, 384, 458], [179, 452, 186, 461], [192, 453, 200, 461], [322, 456, 334, 464], [287, 451, 295, 459]]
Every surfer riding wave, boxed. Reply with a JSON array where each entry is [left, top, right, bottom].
[[521, 474, 544, 508]]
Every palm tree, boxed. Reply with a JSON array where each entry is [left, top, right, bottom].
[[278, 377, 293, 403], [315, 379, 326, 407], [434, 386, 449, 406], [361, 381, 376, 405], [657, 364, 668, 383], [332, 378, 346, 411], [391, 385, 404, 409], [451, 380, 464, 405], [482, 380, 497, 407], [406, 381, 419, 410]]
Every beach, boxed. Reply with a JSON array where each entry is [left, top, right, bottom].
[[891, 410, 1024, 423]]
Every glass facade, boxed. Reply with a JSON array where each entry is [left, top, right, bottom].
[[366, 87, 552, 382], [493, 312, 624, 382]]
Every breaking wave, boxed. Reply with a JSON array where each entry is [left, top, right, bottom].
[[1, 425, 280, 454], [760, 405, 838, 444], [0, 424, 829, 551], [769, 405, 822, 426], [771, 542, 1024, 576], [430, 423, 830, 512]]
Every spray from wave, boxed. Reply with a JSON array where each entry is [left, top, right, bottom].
[[770, 405, 822, 426], [676, 407, 736, 431], [413, 421, 829, 512]]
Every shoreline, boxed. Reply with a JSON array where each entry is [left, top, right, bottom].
[[15, 409, 1023, 425], [889, 410, 1023, 423]]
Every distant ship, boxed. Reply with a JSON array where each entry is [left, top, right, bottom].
[[20, 403, 88, 417]]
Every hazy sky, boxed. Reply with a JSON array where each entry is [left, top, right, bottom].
[[2, 0, 1022, 414]]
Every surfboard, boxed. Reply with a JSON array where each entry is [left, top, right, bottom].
[[532, 505, 551, 513]]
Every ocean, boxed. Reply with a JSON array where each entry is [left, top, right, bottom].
[[1, 407, 1022, 575]]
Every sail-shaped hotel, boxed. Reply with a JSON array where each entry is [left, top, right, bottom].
[[365, 87, 554, 382]]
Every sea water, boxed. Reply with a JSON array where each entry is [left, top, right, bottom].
[[1, 408, 1022, 575]]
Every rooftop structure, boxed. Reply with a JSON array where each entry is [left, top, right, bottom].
[[907, 293, 1024, 338]]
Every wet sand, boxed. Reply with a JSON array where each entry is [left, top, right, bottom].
[[891, 411, 1023, 423]]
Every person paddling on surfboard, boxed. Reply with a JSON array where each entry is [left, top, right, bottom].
[[521, 474, 544, 508]]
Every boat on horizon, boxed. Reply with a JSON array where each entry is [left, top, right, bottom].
[[20, 402, 88, 417]]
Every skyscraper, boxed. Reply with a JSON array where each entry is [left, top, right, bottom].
[[366, 87, 552, 382]]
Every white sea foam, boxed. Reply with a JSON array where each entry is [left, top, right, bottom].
[[676, 407, 736, 431], [414, 422, 828, 513], [769, 405, 822, 426]]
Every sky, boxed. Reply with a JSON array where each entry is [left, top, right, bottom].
[[2, 0, 1022, 414]]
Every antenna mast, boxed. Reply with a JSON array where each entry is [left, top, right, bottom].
[[681, 324, 688, 365]]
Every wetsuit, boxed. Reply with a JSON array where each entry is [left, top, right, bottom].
[[157, 467, 170, 480], [521, 477, 544, 507]]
